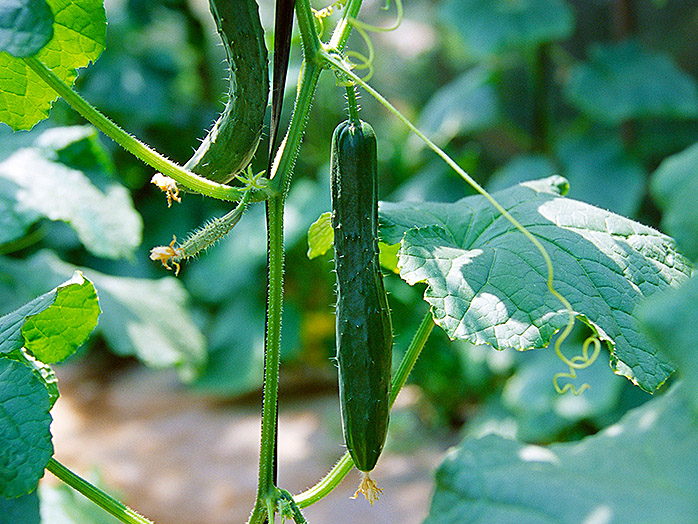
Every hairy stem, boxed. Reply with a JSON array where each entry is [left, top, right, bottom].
[[329, 0, 365, 50], [345, 84, 361, 124], [22, 57, 265, 202], [46, 459, 153, 524], [294, 0, 321, 60], [268, 61, 322, 197], [249, 196, 286, 524], [293, 311, 434, 508]]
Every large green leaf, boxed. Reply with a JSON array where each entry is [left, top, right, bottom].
[[0, 0, 106, 130], [650, 140, 698, 261], [0, 271, 98, 362], [0, 176, 41, 246], [424, 383, 698, 524], [0, 358, 53, 498], [439, 0, 574, 60], [0, 125, 142, 258], [565, 41, 698, 125], [189, 300, 264, 396], [379, 176, 691, 392], [637, 274, 698, 414], [21, 274, 99, 364], [0, 0, 53, 58]]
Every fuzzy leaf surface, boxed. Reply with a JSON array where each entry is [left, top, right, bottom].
[[424, 384, 698, 524], [0, 0, 106, 130], [379, 176, 691, 392], [0, 358, 53, 498]]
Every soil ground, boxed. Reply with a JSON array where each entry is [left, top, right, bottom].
[[47, 358, 454, 524]]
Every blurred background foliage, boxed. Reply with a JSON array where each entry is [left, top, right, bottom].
[[2, 0, 698, 446]]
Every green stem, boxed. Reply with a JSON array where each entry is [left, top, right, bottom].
[[22, 56, 266, 203], [46, 459, 153, 524], [249, 195, 286, 524], [329, 0, 364, 50], [389, 311, 434, 406], [293, 311, 434, 508], [294, 0, 322, 60], [345, 84, 361, 124], [268, 61, 322, 197]]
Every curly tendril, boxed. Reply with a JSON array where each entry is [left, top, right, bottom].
[[313, 0, 348, 19], [320, 0, 403, 82], [553, 335, 602, 395], [346, 0, 403, 33]]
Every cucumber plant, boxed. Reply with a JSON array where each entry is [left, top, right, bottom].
[[1, 0, 697, 523]]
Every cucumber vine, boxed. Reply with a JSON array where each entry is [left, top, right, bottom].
[[22, 0, 604, 521]]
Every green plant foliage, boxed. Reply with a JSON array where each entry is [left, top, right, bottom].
[[424, 384, 698, 524], [555, 130, 646, 217], [0, 271, 98, 360], [21, 273, 99, 364], [414, 67, 501, 148], [39, 475, 122, 524], [650, 140, 698, 260], [439, 0, 573, 60], [637, 274, 698, 415], [0, 0, 53, 58], [0, 491, 40, 524], [0, 176, 41, 246], [0, 358, 53, 498], [379, 176, 691, 392], [307, 211, 333, 259], [0, 0, 106, 130], [0, 252, 206, 380], [499, 335, 625, 442], [0, 125, 142, 258], [486, 154, 556, 192], [189, 299, 264, 396], [565, 41, 698, 125]]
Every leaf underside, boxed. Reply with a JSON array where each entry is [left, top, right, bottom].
[[379, 176, 691, 392]]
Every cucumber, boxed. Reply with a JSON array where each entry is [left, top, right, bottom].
[[184, 0, 269, 183], [331, 119, 393, 474]]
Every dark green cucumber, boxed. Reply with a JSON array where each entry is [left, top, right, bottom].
[[331, 119, 393, 473], [184, 0, 269, 183]]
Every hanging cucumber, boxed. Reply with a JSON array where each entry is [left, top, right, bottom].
[[331, 119, 393, 490], [184, 0, 269, 183]]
